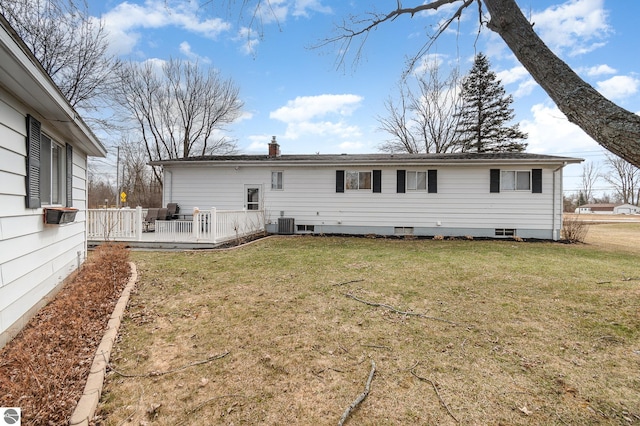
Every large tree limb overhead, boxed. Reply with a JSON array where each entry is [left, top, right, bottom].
[[326, 0, 640, 167], [482, 0, 640, 167]]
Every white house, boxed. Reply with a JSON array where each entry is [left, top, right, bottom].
[[152, 139, 582, 241], [0, 16, 107, 348], [574, 203, 616, 214], [613, 204, 640, 215]]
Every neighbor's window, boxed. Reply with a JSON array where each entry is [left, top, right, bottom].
[[407, 171, 427, 191], [346, 171, 372, 190], [501, 170, 530, 191], [271, 171, 283, 190]]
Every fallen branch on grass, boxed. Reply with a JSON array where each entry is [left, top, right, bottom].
[[344, 293, 460, 325], [410, 368, 459, 423], [333, 279, 364, 287], [181, 394, 248, 419], [108, 351, 230, 378], [338, 359, 376, 426]]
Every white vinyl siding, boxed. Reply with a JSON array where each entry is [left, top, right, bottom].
[[162, 163, 561, 237], [0, 92, 90, 347]]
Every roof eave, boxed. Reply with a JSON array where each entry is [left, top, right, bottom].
[[152, 155, 584, 168]]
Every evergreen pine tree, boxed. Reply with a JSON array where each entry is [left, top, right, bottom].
[[455, 53, 528, 152]]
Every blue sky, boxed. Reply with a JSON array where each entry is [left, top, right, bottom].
[[86, 0, 640, 195]]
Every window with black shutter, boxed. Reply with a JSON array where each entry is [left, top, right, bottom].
[[336, 170, 345, 193], [532, 169, 542, 193], [490, 169, 501, 193], [26, 115, 42, 208], [428, 169, 438, 193], [373, 170, 381, 193], [397, 170, 406, 193]]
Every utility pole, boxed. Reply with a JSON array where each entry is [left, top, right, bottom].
[[116, 146, 120, 208]]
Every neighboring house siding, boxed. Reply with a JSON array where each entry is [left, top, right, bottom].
[[0, 90, 89, 347], [163, 163, 561, 239]]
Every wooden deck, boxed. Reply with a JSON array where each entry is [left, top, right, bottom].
[[87, 207, 265, 249]]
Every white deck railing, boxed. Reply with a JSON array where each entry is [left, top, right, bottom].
[[87, 207, 265, 244]]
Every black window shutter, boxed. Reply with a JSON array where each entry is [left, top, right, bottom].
[[396, 170, 406, 193], [336, 170, 345, 193], [428, 169, 438, 193], [373, 170, 382, 193], [66, 144, 73, 206], [490, 169, 500, 193], [532, 168, 542, 193], [25, 115, 42, 208]]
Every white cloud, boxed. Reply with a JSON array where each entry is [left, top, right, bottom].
[[338, 140, 366, 151], [292, 0, 332, 17], [236, 27, 260, 56], [101, 0, 231, 55], [179, 41, 211, 63], [269, 94, 364, 142], [596, 75, 640, 100], [270, 94, 363, 122], [580, 64, 617, 77], [520, 103, 600, 155], [496, 66, 529, 86], [532, 0, 611, 56], [495, 66, 537, 97]]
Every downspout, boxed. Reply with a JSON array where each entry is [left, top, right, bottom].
[[552, 162, 567, 241]]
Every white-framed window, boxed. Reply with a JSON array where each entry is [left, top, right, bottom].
[[407, 171, 427, 191], [346, 171, 371, 190], [271, 171, 283, 190], [501, 170, 531, 191], [41, 135, 66, 205], [245, 185, 261, 210]]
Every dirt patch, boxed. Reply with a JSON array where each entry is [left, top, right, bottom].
[[0, 244, 131, 425]]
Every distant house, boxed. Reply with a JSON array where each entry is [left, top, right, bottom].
[[151, 139, 582, 241], [574, 203, 617, 214], [0, 16, 107, 347], [613, 204, 640, 215]]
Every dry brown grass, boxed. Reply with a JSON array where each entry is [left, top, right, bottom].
[[97, 235, 640, 425], [582, 222, 640, 254]]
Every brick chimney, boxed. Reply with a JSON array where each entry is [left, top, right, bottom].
[[268, 136, 280, 157]]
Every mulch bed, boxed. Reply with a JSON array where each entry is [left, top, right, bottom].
[[0, 244, 130, 425]]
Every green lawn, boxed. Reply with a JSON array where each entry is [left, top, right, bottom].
[[98, 235, 640, 425]]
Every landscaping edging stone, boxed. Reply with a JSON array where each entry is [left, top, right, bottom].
[[69, 262, 138, 426]]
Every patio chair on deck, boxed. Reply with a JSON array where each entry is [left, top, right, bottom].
[[143, 208, 159, 232], [167, 203, 180, 219], [158, 207, 169, 221]]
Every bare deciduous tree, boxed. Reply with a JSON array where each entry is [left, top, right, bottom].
[[603, 153, 639, 205], [378, 59, 462, 153], [116, 58, 243, 183], [579, 161, 600, 204], [316, 0, 640, 167], [119, 137, 162, 208], [0, 0, 120, 115]]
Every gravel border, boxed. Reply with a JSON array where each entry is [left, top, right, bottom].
[[69, 262, 138, 426]]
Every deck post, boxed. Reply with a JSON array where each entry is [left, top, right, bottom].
[[211, 207, 217, 243], [192, 207, 199, 240], [135, 206, 143, 241]]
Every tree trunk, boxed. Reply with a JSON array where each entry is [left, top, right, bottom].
[[483, 0, 640, 167]]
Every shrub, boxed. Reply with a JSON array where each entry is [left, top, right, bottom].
[[562, 216, 589, 243]]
